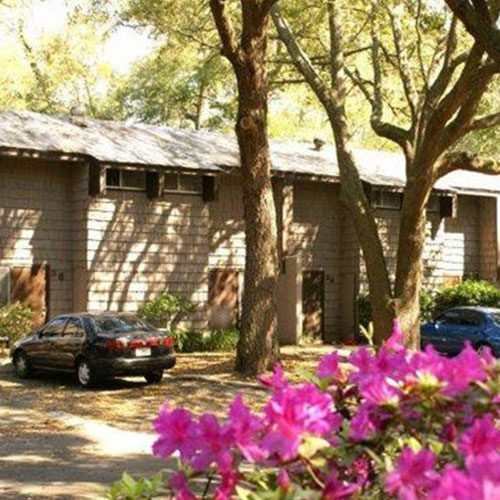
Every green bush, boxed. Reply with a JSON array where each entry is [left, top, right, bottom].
[[203, 328, 239, 352], [356, 280, 500, 327], [176, 330, 205, 353], [175, 328, 240, 353], [433, 279, 500, 314], [357, 289, 436, 327], [357, 292, 372, 330], [138, 292, 195, 330], [0, 302, 34, 344]]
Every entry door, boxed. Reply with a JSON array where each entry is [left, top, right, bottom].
[[10, 265, 49, 327], [302, 270, 325, 339]]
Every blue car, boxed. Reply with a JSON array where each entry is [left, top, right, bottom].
[[421, 306, 500, 357]]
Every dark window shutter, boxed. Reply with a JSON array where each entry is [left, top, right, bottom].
[[202, 176, 218, 202], [146, 171, 162, 199], [88, 162, 105, 196], [439, 195, 457, 218]]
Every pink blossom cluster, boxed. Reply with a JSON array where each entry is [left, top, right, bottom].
[[152, 321, 500, 500]]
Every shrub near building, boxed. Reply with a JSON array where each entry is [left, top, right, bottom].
[[0, 302, 33, 345]]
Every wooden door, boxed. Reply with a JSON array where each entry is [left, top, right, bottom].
[[209, 269, 239, 329], [302, 270, 324, 339], [10, 264, 49, 327]]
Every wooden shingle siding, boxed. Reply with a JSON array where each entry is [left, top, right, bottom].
[[359, 195, 487, 293], [0, 158, 76, 316], [288, 181, 343, 341], [85, 189, 210, 329]]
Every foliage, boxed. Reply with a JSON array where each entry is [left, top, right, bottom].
[[357, 290, 434, 328], [203, 328, 239, 352], [433, 279, 500, 315], [110, 321, 500, 500], [175, 328, 239, 353], [0, 302, 33, 343], [107, 471, 165, 500], [138, 293, 195, 330]]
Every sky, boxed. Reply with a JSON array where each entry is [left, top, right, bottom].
[[0, 0, 155, 73]]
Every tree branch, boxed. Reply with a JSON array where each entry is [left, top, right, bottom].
[[209, 0, 242, 66], [464, 111, 500, 132], [444, 0, 500, 67], [438, 150, 500, 177], [271, 4, 337, 112], [369, 10, 409, 148], [388, 5, 418, 119]]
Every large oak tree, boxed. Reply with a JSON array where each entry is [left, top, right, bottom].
[[272, 0, 500, 346], [209, 0, 280, 374]]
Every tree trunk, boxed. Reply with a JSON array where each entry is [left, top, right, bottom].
[[209, 0, 280, 375], [394, 170, 433, 348], [233, 30, 280, 376]]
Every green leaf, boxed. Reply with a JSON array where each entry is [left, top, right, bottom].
[[298, 435, 330, 459]]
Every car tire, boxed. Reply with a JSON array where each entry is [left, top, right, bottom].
[[13, 351, 31, 378], [144, 371, 163, 384], [76, 358, 98, 388]]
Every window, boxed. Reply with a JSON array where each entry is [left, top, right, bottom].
[[436, 309, 484, 327], [106, 168, 146, 190], [64, 318, 86, 338], [92, 315, 154, 334], [372, 190, 402, 210], [460, 310, 484, 326], [41, 317, 69, 337], [164, 173, 203, 194], [427, 195, 440, 213]]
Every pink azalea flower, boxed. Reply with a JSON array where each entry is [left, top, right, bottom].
[[385, 319, 405, 351], [458, 414, 500, 458], [278, 469, 291, 491], [323, 471, 359, 500], [362, 378, 400, 407], [466, 454, 500, 483], [317, 351, 343, 380], [229, 394, 266, 462], [153, 406, 198, 461], [348, 404, 379, 442], [262, 383, 334, 460], [349, 347, 376, 385], [191, 414, 234, 472], [385, 447, 439, 499], [441, 344, 487, 396], [169, 472, 198, 500], [259, 364, 288, 390], [214, 470, 239, 500], [426, 465, 474, 500]]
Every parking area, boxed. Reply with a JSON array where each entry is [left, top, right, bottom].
[[0, 346, 334, 499]]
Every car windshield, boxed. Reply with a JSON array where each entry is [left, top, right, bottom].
[[92, 315, 155, 334], [490, 313, 500, 326]]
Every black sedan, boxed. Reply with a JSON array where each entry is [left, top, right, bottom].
[[10, 313, 176, 387]]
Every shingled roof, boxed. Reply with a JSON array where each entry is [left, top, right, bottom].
[[1, 109, 499, 195]]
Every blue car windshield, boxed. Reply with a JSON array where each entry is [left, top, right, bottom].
[[92, 316, 155, 334], [491, 313, 500, 326]]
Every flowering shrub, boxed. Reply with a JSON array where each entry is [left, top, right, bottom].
[[109, 321, 500, 500]]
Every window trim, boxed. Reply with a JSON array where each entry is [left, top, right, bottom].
[[105, 167, 147, 192], [371, 189, 403, 210], [63, 317, 87, 338], [163, 173, 203, 195]]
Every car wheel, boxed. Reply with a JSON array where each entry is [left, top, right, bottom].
[[144, 371, 163, 384], [77, 358, 98, 388], [14, 351, 31, 378]]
